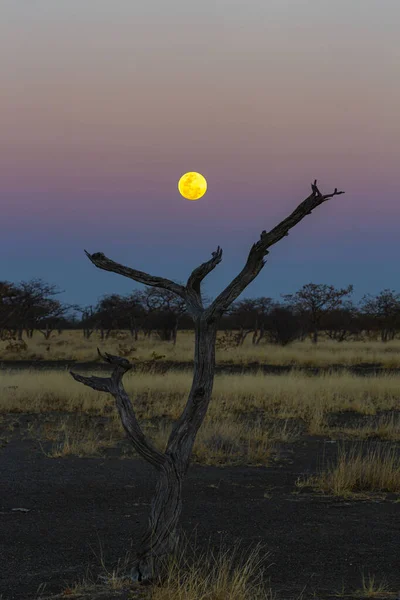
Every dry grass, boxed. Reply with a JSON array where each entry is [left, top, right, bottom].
[[3, 329, 400, 368], [2, 333, 400, 598], [2, 368, 400, 420], [356, 573, 392, 597], [334, 573, 397, 598], [26, 411, 299, 466], [38, 418, 117, 458], [39, 531, 274, 600], [297, 443, 400, 497], [2, 367, 400, 424], [2, 366, 400, 464], [329, 413, 400, 441]]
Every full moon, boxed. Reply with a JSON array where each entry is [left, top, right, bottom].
[[178, 172, 207, 200]]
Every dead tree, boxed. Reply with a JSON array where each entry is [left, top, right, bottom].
[[70, 180, 344, 584]]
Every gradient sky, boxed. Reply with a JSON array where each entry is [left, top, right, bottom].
[[1, 1, 399, 313]]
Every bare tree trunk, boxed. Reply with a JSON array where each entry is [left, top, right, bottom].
[[172, 322, 178, 346], [129, 317, 139, 340], [251, 315, 259, 345], [240, 329, 253, 346], [71, 322, 217, 582], [255, 324, 265, 345], [70, 180, 344, 586], [132, 321, 217, 580], [132, 459, 183, 582]]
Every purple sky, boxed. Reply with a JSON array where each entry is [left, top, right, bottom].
[[1, 1, 399, 311]]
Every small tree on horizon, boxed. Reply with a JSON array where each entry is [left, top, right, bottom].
[[282, 282, 354, 344], [359, 288, 400, 342], [70, 179, 345, 584]]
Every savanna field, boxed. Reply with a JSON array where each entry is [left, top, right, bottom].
[[1, 330, 400, 600]]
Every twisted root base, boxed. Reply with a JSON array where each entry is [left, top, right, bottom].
[[129, 531, 181, 584]]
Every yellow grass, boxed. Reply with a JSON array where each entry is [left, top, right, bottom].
[[3, 329, 400, 368], [329, 413, 400, 441], [53, 530, 273, 600], [4, 332, 399, 598], [2, 367, 400, 421], [1, 367, 400, 463], [356, 573, 392, 597], [297, 443, 400, 497], [26, 410, 298, 466]]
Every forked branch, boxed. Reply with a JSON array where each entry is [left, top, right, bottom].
[[186, 246, 223, 306], [205, 180, 344, 321], [70, 348, 166, 470]]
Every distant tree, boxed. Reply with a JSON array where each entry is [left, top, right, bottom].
[[70, 179, 344, 584], [1, 278, 70, 340], [229, 297, 274, 345], [95, 294, 129, 339], [252, 297, 279, 345], [0, 281, 21, 338], [282, 282, 354, 344], [36, 298, 71, 340], [123, 291, 147, 340], [264, 304, 303, 345], [321, 300, 360, 342], [226, 299, 260, 346], [142, 287, 186, 345], [359, 289, 400, 342], [75, 305, 99, 339]]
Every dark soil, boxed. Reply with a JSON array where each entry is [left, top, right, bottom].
[[1, 416, 400, 600]]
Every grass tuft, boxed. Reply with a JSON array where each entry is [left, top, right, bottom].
[[297, 442, 400, 497]]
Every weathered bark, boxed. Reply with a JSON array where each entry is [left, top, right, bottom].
[[70, 180, 344, 584], [131, 322, 217, 581], [71, 323, 217, 582]]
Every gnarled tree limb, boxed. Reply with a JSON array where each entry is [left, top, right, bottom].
[[186, 246, 223, 295], [185, 246, 223, 309], [204, 180, 344, 322], [84, 250, 186, 300], [70, 348, 166, 470]]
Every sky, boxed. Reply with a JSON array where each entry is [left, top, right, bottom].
[[1, 0, 399, 313]]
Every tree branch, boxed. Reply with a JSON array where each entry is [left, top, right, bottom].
[[186, 247, 223, 294], [185, 247, 223, 309], [205, 180, 344, 322], [70, 348, 166, 471], [84, 251, 186, 300]]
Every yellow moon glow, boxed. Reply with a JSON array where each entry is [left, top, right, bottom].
[[178, 171, 207, 200]]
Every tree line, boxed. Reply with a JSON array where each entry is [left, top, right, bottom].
[[2, 277, 400, 346]]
